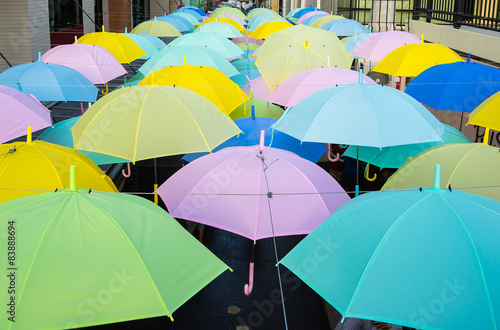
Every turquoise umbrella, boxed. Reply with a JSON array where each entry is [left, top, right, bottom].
[[172, 7, 204, 21], [138, 46, 240, 78], [230, 69, 261, 87], [194, 22, 243, 38], [170, 12, 200, 26], [248, 13, 278, 29], [167, 33, 244, 60], [152, 15, 193, 32], [122, 32, 166, 59], [231, 57, 257, 72], [342, 124, 470, 170], [280, 164, 500, 330], [342, 32, 373, 53], [248, 15, 287, 32], [321, 18, 370, 37], [37, 116, 130, 165]]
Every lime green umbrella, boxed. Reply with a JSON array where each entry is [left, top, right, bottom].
[[211, 7, 247, 20], [229, 97, 284, 120], [382, 143, 500, 201], [0, 166, 230, 329]]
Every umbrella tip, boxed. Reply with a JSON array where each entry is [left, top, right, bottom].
[[69, 165, 77, 191], [259, 130, 265, 150], [358, 69, 363, 84], [421, 34, 424, 43], [467, 53, 471, 63], [27, 126, 32, 143], [433, 164, 441, 189], [304, 39, 309, 48]]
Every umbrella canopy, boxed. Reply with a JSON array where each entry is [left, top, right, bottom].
[[373, 36, 464, 77], [229, 97, 284, 120], [152, 15, 193, 32], [211, 7, 246, 20], [131, 20, 181, 37], [158, 144, 350, 241], [181, 5, 206, 16], [0, 132, 117, 203], [300, 12, 330, 26], [351, 30, 420, 61], [171, 12, 200, 26], [0, 86, 52, 144], [405, 55, 500, 111], [139, 45, 240, 78], [256, 24, 353, 91], [78, 31, 147, 64], [343, 124, 470, 169], [0, 60, 98, 102], [247, 8, 278, 20], [37, 116, 129, 165], [249, 21, 294, 39], [218, 13, 247, 26], [172, 7, 204, 21], [232, 36, 264, 47], [72, 85, 242, 163], [292, 7, 322, 18], [139, 62, 249, 115], [297, 10, 328, 24], [382, 143, 500, 201], [280, 165, 500, 330], [122, 32, 167, 59], [182, 116, 327, 163], [267, 66, 376, 107], [321, 18, 370, 37], [272, 78, 445, 148], [41, 41, 127, 84], [231, 69, 261, 87], [195, 22, 243, 38], [248, 15, 288, 32], [250, 45, 262, 58], [248, 12, 279, 28], [285, 7, 302, 19], [0, 174, 229, 329], [467, 91, 500, 131], [167, 33, 244, 60], [310, 14, 343, 28], [242, 76, 272, 99], [342, 32, 373, 53], [199, 17, 246, 33]]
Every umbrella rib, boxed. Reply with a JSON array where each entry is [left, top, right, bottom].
[[446, 144, 479, 188], [132, 87, 153, 162]]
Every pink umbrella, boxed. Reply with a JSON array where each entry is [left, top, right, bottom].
[[267, 66, 377, 107], [158, 133, 350, 294], [243, 76, 272, 99], [232, 35, 264, 46], [218, 13, 247, 26], [42, 37, 127, 85], [351, 30, 421, 61], [0, 86, 52, 144], [297, 10, 328, 24]]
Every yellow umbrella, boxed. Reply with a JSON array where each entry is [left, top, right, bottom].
[[310, 15, 343, 28], [247, 8, 278, 21], [372, 35, 464, 77], [78, 28, 146, 64], [72, 85, 242, 163], [199, 17, 246, 33], [256, 24, 353, 91], [131, 19, 181, 37], [249, 21, 293, 39], [0, 127, 117, 203], [138, 60, 249, 115], [467, 91, 500, 139]]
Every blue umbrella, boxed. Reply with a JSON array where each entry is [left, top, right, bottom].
[[182, 114, 326, 163], [170, 12, 200, 26], [248, 15, 287, 31], [181, 5, 206, 16], [0, 60, 98, 102], [231, 57, 257, 72], [321, 18, 370, 37], [248, 13, 278, 28], [301, 12, 329, 26], [122, 32, 166, 59], [37, 116, 130, 165], [172, 7, 203, 21], [230, 69, 261, 88], [292, 7, 322, 18], [152, 15, 193, 32], [280, 164, 500, 330], [405, 54, 500, 112]]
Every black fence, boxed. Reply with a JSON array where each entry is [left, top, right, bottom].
[[413, 0, 500, 30]]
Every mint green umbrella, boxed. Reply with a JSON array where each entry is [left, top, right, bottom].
[[280, 165, 500, 330], [0, 167, 230, 329]]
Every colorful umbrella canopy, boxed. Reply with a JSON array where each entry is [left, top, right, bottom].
[[247, 8, 278, 20], [171, 12, 200, 26], [280, 165, 500, 330], [267, 66, 376, 107], [211, 7, 246, 20], [41, 41, 127, 84], [242, 76, 272, 99], [373, 36, 464, 77], [292, 7, 322, 18], [229, 97, 284, 120], [232, 36, 264, 47], [405, 55, 500, 111], [256, 24, 353, 91], [152, 15, 193, 32], [0, 131, 117, 203], [310, 14, 343, 28], [167, 33, 244, 60], [72, 86, 241, 163], [285, 7, 302, 19], [0, 86, 52, 144], [0, 170, 229, 329], [300, 12, 330, 26], [159, 144, 350, 241], [78, 31, 147, 64], [232, 57, 258, 72], [249, 21, 294, 39], [199, 17, 246, 33], [231, 69, 261, 87], [195, 22, 243, 38], [320, 18, 370, 37], [467, 91, 500, 131], [182, 116, 327, 163], [121, 32, 167, 59], [0, 60, 98, 102], [248, 15, 288, 32], [351, 30, 420, 61], [342, 32, 373, 53], [343, 124, 470, 169], [139, 62, 249, 115], [37, 116, 129, 165], [297, 10, 328, 24], [272, 78, 444, 148], [130, 20, 181, 37], [180, 5, 206, 16], [382, 143, 500, 201], [218, 13, 247, 26], [139, 45, 240, 78], [172, 7, 204, 21], [248, 12, 279, 28]]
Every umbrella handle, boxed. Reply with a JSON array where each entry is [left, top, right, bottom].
[[328, 144, 340, 162], [364, 163, 377, 182], [244, 262, 254, 295], [102, 82, 109, 95], [122, 163, 132, 178]]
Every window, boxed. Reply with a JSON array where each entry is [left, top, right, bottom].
[[49, 0, 83, 32]]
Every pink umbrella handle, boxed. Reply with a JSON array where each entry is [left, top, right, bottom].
[[244, 262, 254, 295], [328, 144, 340, 162], [122, 163, 132, 178]]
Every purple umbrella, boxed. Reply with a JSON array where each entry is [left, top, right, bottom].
[[0, 86, 52, 144], [351, 30, 420, 61]]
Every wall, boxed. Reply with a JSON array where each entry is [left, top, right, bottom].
[[150, 0, 171, 16], [83, 0, 96, 33], [108, 0, 132, 32]]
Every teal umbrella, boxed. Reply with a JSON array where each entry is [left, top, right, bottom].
[[37, 116, 130, 165], [122, 32, 166, 59], [280, 165, 500, 330], [167, 33, 244, 60], [231, 57, 257, 72], [194, 22, 243, 39], [138, 45, 240, 78], [170, 12, 200, 26]]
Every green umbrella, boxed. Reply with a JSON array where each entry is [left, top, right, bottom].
[[0, 166, 230, 329], [230, 97, 284, 120]]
